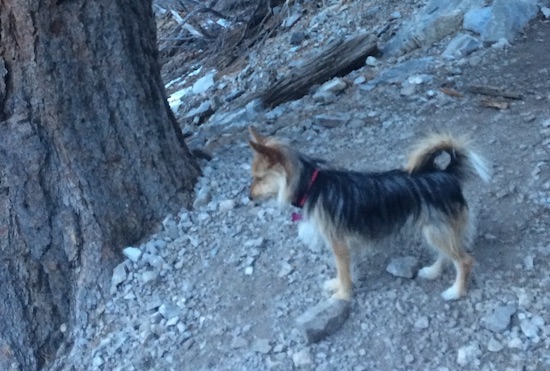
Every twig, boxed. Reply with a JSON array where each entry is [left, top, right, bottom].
[[467, 85, 523, 100]]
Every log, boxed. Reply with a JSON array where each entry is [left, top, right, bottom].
[[261, 32, 379, 107]]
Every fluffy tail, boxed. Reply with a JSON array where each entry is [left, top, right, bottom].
[[405, 134, 490, 183]]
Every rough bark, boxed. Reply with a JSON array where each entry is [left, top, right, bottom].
[[0, 1, 200, 370]]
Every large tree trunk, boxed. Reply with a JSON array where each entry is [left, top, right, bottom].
[[0, 1, 200, 369]]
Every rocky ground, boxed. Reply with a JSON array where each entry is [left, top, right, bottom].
[[68, 1, 550, 370]]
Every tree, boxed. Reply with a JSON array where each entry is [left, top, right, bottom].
[[0, 1, 200, 369]]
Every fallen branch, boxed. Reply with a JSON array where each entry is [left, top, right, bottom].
[[260, 32, 379, 107], [467, 85, 522, 100]]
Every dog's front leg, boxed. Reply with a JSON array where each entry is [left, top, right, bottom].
[[324, 238, 352, 301]]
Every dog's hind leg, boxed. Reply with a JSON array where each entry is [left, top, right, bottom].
[[324, 238, 352, 301], [421, 211, 473, 300]]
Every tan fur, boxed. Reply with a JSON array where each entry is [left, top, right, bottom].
[[405, 133, 470, 173]]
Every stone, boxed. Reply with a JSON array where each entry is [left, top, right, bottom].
[[292, 348, 313, 367], [319, 78, 347, 94], [386, 256, 419, 279], [508, 337, 523, 349], [456, 342, 480, 366], [218, 199, 236, 212], [184, 100, 212, 119], [313, 114, 350, 128], [123, 247, 142, 262], [365, 56, 378, 66], [480, 305, 516, 332], [464, 7, 492, 35], [193, 186, 211, 209], [141, 271, 158, 283], [192, 71, 216, 94], [487, 338, 503, 352], [252, 339, 272, 354], [543, 7, 550, 19], [230, 337, 248, 349], [295, 299, 351, 344], [111, 262, 127, 288], [414, 316, 429, 329], [520, 319, 539, 338], [290, 31, 306, 45], [442, 33, 482, 59], [490, 0, 539, 41]]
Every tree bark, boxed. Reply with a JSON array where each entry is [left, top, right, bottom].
[[0, 1, 200, 370]]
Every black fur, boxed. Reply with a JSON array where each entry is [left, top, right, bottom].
[[297, 158, 467, 239]]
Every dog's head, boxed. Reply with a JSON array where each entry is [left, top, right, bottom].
[[248, 126, 292, 204]]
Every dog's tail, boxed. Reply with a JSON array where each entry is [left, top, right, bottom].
[[405, 134, 490, 183]]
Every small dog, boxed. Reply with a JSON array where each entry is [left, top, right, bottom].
[[248, 126, 490, 301]]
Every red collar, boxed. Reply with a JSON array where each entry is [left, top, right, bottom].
[[292, 168, 319, 209]]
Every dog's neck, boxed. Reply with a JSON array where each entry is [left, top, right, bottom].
[[291, 167, 319, 208]]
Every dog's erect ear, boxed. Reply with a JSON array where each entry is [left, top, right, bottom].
[[249, 126, 266, 144], [249, 141, 284, 166]]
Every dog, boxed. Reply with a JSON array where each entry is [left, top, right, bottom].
[[247, 126, 490, 301]]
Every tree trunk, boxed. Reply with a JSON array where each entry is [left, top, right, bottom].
[[0, 1, 200, 370]]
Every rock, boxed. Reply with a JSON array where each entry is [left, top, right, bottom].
[[479, 305, 516, 332], [400, 83, 416, 97], [456, 342, 480, 366], [295, 299, 351, 344], [414, 316, 429, 329], [277, 262, 293, 277], [464, 7, 492, 35], [520, 319, 539, 338], [384, 0, 477, 56], [386, 256, 418, 278], [362, 57, 435, 90], [193, 186, 211, 209], [465, 0, 539, 43], [141, 271, 158, 283], [543, 7, 550, 19], [111, 262, 128, 288], [251, 339, 272, 354], [184, 100, 212, 120], [192, 71, 216, 94], [487, 338, 503, 352], [508, 337, 523, 349], [230, 337, 248, 349], [218, 199, 236, 212], [244, 266, 254, 275], [442, 33, 482, 59], [290, 31, 306, 45], [318, 78, 347, 94], [365, 56, 378, 66], [292, 348, 313, 367], [313, 114, 350, 128], [123, 247, 142, 262]]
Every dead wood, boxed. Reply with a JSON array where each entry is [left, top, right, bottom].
[[467, 85, 523, 100], [260, 32, 379, 107]]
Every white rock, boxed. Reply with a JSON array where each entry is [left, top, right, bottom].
[[508, 337, 523, 349], [123, 247, 142, 262], [292, 349, 313, 367], [487, 338, 503, 352], [111, 262, 127, 287], [244, 266, 254, 275], [414, 316, 429, 329], [366, 56, 378, 66], [543, 7, 550, 19], [192, 71, 216, 94], [520, 319, 539, 338], [319, 78, 347, 93], [218, 199, 236, 212], [456, 342, 480, 366], [142, 271, 158, 283]]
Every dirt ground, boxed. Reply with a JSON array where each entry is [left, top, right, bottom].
[[84, 6, 550, 371]]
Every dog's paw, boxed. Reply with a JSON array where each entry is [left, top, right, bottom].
[[418, 265, 442, 280], [323, 278, 339, 292], [441, 285, 464, 301], [331, 289, 352, 302]]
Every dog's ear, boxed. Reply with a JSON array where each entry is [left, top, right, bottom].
[[249, 141, 284, 166], [249, 126, 266, 144]]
